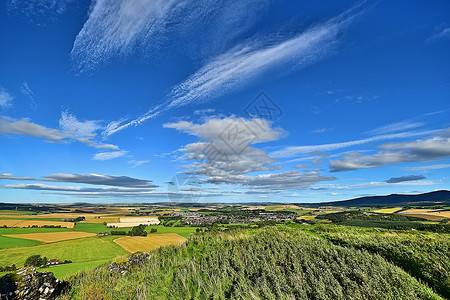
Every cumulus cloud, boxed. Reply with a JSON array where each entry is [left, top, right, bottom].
[[386, 175, 426, 184], [0, 116, 68, 142], [165, 116, 335, 190], [93, 150, 128, 161], [329, 128, 450, 172], [44, 173, 157, 188], [104, 5, 364, 136], [0, 88, 14, 109]]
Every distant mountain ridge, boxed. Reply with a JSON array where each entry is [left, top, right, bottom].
[[307, 190, 450, 207]]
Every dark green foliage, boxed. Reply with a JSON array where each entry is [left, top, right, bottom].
[[309, 224, 450, 298], [24, 255, 43, 267], [63, 228, 440, 299], [0, 264, 16, 272], [110, 231, 127, 236], [127, 225, 147, 237], [150, 228, 157, 233], [316, 211, 450, 233]]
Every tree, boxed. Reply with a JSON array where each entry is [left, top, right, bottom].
[[25, 255, 43, 267]]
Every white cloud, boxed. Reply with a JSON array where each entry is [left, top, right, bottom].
[[59, 111, 119, 150], [427, 27, 450, 43], [0, 88, 14, 109], [403, 164, 450, 173], [59, 111, 101, 139], [7, 0, 74, 23], [128, 160, 149, 167], [20, 82, 36, 108], [104, 5, 363, 136], [0, 117, 68, 142], [329, 128, 450, 172], [71, 0, 272, 74], [71, 0, 175, 73], [272, 129, 438, 158], [366, 120, 424, 136], [93, 150, 128, 161], [165, 116, 336, 190]]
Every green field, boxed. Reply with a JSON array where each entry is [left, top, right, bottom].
[[0, 236, 128, 267], [0, 227, 70, 235], [0, 235, 41, 249], [145, 225, 198, 238], [37, 259, 111, 279]]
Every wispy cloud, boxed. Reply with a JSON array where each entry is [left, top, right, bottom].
[[93, 150, 128, 161], [0, 87, 14, 110], [7, 0, 74, 24], [128, 160, 149, 167], [427, 27, 450, 43], [402, 164, 450, 173], [329, 128, 450, 172], [366, 120, 424, 136], [59, 111, 119, 150], [104, 5, 364, 136], [71, 0, 272, 73], [272, 129, 438, 158], [20, 82, 37, 109]]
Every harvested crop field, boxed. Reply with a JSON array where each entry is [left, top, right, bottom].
[[113, 233, 186, 253], [0, 220, 74, 228], [399, 209, 450, 219], [0, 220, 23, 227], [401, 213, 447, 221], [82, 217, 120, 224], [4, 231, 96, 243]]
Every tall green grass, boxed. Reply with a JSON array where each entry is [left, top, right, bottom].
[[62, 228, 441, 299]]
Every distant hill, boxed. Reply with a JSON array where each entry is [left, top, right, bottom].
[[306, 190, 450, 207]]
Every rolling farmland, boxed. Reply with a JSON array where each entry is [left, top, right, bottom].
[[113, 233, 187, 253], [4, 231, 96, 243]]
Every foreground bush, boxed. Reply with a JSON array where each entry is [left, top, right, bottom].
[[61, 228, 441, 299]]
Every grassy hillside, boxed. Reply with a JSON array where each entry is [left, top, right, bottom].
[[61, 228, 441, 300]]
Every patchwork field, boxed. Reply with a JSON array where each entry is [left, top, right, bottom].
[[0, 235, 41, 249], [0, 219, 74, 228], [4, 231, 96, 243], [0, 236, 128, 266], [107, 216, 160, 228], [374, 207, 403, 214], [113, 233, 187, 253], [82, 217, 120, 224], [399, 209, 450, 220]]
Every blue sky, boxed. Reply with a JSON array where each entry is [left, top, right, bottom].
[[0, 0, 449, 204]]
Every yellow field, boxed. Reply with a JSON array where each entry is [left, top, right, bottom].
[[113, 233, 187, 253], [374, 207, 403, 214], [4, 231, 96, 243], [0, 220, 23, 227], [82, 217, 120, 224], [297, 215, 316, 220], [400, 209, 450, 219]]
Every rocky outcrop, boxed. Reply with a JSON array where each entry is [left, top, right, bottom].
[[0, 271, 67, 300], [109, 252, 151, 276]]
